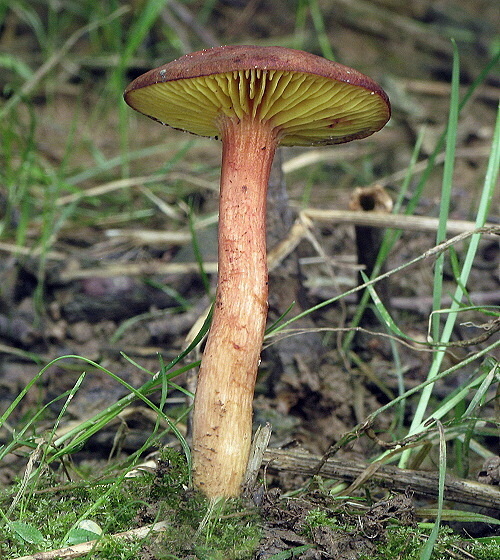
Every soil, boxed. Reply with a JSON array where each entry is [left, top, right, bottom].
[[0, 1, 499, 558]]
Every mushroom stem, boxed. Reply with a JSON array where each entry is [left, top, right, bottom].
[[192, 116, 279, 498]]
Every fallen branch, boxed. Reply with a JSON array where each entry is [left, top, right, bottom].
[[302, 208, 499, 237], [263, 448, 500, 513]]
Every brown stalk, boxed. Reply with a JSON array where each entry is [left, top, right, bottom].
[[192, 116, 279, 496]]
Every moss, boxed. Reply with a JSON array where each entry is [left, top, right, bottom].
[[6, 446, 496, 560], [359, 526, 500, 560], [463, 538, 500, 560], [151, 494, 261, 559], [0, 446, 261, 559], [0, 449, 181, 558], [304, 507, 351, 532]]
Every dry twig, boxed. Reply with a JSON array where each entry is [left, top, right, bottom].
[[10, 521, 169, 560], [263, 448, 500, 512]]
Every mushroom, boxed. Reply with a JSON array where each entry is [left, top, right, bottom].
[[124, 45, 390, 499]]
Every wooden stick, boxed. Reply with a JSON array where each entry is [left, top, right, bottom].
[[302, 208, 499, 237], [11, 521, 169, 560], [263, 448, 500, 512]]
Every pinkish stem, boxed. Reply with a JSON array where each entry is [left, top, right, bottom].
[[192, 116, 280, 498]]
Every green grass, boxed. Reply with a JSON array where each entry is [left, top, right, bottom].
[[1, 1, 499, 558]]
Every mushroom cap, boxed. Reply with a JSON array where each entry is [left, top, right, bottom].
[[124, 45, 390, 146]]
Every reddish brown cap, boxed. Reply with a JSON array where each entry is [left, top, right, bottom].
[[124, 45, 390, 146]]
